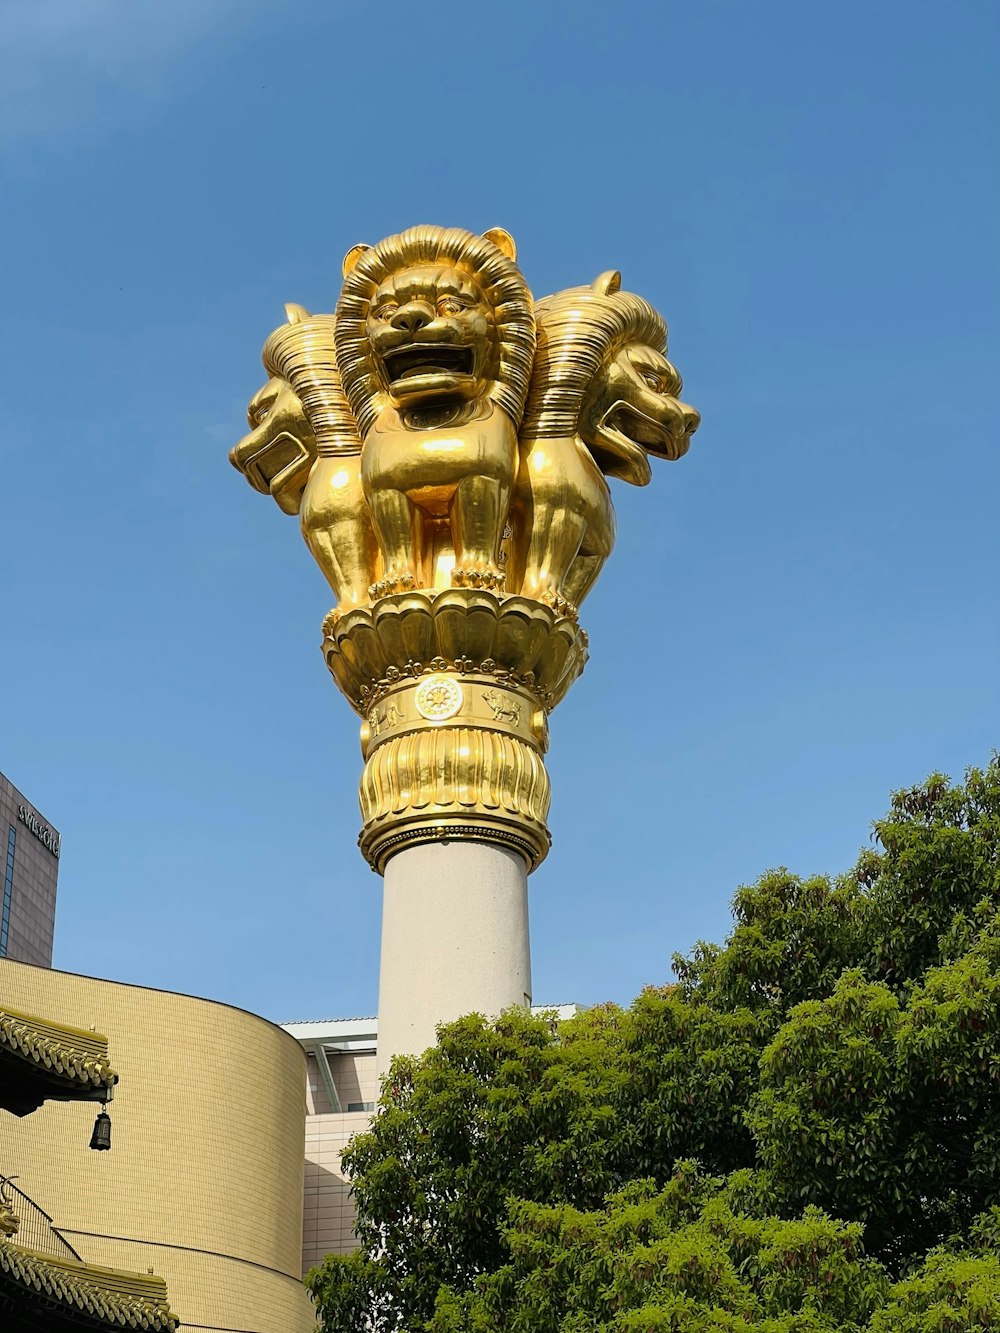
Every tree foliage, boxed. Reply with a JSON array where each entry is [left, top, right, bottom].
[[307, 758, 1000, 1331]]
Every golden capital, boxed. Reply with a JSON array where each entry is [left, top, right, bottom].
[[229, 226, 699, 871]]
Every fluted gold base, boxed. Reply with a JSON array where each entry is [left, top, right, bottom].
[[358, 673, 551, 873], [320, 589, 584, 873]]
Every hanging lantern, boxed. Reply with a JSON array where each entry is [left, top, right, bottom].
[[89, 1106, 112, 1151]]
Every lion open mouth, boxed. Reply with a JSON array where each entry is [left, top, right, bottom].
[[383, 345, 474, 381], [606, 404, 673, 451]]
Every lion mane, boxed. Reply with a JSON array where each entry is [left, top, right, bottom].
[[334, 225, 535, 439], [521, 274, 672, 440], [261, 305, 359, 457]]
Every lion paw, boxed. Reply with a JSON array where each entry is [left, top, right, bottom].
[[453, 567, 506, 592], [538, 589, 579, 621], [369, 572, 417, 600]]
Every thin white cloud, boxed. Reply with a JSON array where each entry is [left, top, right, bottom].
[[1, 0, 257, 142]]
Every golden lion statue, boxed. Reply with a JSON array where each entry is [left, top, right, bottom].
[[230, 227, 701, 630], [509, 271, 701, 613], [334, 225, 535, 597], [229, 226, 703, 878], [229, 305, 380, 617]]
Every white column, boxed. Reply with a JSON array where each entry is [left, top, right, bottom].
[[376, 840, 531, 1082]]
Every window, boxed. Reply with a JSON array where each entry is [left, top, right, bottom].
[[346, 1102, 374, 1113], [1, 827, 15, 957]]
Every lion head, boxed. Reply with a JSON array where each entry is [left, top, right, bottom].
[[230, 374, 317, 514], [521, 272, 700, 486], [334, 226, 535, 437]]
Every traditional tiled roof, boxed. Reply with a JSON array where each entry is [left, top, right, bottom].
[[0, 1005, 117, 1099], [0, 1240, 177, 1330]]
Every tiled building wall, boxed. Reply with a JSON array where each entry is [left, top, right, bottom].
[[0, 958, 317, 1333], [0, 773, 59, 966], [302, 1050, 378, 1270]]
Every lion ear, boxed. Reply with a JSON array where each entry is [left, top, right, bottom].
[[592, 271, 622, 295], [483, 227, 517, 261], [342, 244, 371, 277], [284, 303, 312, 323]]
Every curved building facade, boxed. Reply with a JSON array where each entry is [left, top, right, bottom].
[[0, 958, 316, 1333]]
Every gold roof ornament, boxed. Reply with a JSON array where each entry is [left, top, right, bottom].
[[0, 1006, 118, 1117], [229, 225, 699, 871]]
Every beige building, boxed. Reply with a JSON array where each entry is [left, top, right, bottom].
[[1, 996, 179, 1331], [284, 1007, 581, 1273], [283, 1017, 379, 1269], [1, 958, 317, 1333], [1, 772, 60, 966]]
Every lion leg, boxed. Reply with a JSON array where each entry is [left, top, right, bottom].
[[562, 552, 606, 610], [304, 514, 382, 617], [302, 460, 382, 618], [519, 506, 587, 614], [450, 475, 510, 591], [562, 477, 615, 611], [333, 513, 382, 616], [367, 488, 419, 597]]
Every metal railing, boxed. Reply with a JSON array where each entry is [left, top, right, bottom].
[[0, 1175, 83, 1261]]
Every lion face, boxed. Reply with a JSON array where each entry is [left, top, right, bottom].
[[230, 376, 318, 514], [365, 264, 499, 408], [579, 344, 701, 485]]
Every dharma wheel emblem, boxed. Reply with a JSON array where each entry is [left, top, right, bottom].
[[414, 675, 464, 721]]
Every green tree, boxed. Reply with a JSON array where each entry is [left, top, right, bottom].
[[307, 758, 1000, 1331], [431, 1165, 890, 1333], [428, 1179, 1000, 1333], [325, 1006, 630, 1330]]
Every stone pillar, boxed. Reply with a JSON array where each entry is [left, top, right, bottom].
[[317, 591, 585, 1086], [376, 840, 531, 1080]]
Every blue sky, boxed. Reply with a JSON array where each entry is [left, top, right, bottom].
[[2, 0, 996, 1023]]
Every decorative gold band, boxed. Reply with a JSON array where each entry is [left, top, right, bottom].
[[361, 674, 547, 759], [360, 820, 549, 878]]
